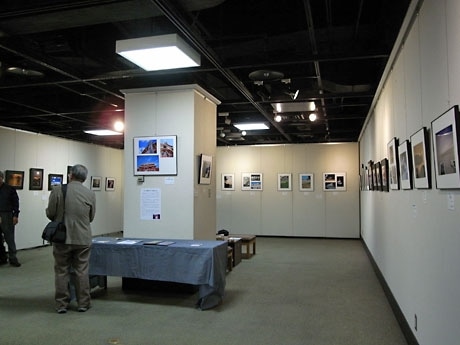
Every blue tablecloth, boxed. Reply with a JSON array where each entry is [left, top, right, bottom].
[[89, 237, 227, 310]]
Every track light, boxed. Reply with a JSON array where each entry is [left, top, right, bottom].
[[274, 114, 282, 122], [309, 113, 317, 122]]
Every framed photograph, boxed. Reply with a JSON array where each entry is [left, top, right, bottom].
[[241, 172, 263, 190], [221, 173, 235, 191], [199, 154, 212, 185], [410, 127, 431, 189], [299, 173, 314, 191], [323, 172, 346, 191], [91, 176, 102, 191], [387, 137, 400, 190], [380, 158, 389, 192], [373, 162, 382, 191], [48, 174, 63, 191], [431, 105, 460, 189], [5, 170, 24, 190], [29, 168, 44, 190], [367, 161, 374, 190], [133, 135, 177, 176], [278, 173, 292, 191], [105, 177, 115, 191], [398, 140, 412, 190]]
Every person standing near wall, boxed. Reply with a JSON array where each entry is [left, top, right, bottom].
[[46, 164, 96, 314], [0, 170, 21, 267]]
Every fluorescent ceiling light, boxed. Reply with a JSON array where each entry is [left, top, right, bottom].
[[84, 130, 123, 136], [116, 34, 200, 71], [234, 123, 269, 130]]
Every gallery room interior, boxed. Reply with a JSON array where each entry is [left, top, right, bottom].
[[0, 1, 459, 345]]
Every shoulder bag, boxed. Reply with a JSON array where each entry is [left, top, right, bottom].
[[42, 185, 67, 243]]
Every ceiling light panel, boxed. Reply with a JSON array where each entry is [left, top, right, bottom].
[[116, 34, 200, 71]]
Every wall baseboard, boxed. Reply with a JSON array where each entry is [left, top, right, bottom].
[[361, 240, 419, 345]]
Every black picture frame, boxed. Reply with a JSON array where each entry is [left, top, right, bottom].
[[29, 168, 44, 190], [5, 170, 24, 190], [398, 140, 413, 190], [410, 127, 431, 189], [48, 174, 63, 191], [380, 158, 389, 192], [431, 105, 460, 189], [387, 137, 400, 190]]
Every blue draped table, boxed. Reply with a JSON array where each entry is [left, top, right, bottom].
[[89, 237, 227, 310]]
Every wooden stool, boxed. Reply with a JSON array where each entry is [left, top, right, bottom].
[[230, 234, 256, 259]]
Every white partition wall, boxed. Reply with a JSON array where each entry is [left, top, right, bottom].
[[216, 143, 360, 238], [359, 0, 460, 344], [122, 85, 218, 240], [0, 126, 124, 250]]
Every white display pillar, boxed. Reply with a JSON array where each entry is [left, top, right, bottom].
[[122, 84, 219, 240]]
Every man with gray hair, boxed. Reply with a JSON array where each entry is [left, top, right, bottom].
[[0, 170, 21, 267], [46, 164, 96, 313]]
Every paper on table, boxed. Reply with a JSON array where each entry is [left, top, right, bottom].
[[116, 240, 141, 244]]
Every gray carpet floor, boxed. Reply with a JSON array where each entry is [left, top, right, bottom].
[[0, 237, 408, 345]]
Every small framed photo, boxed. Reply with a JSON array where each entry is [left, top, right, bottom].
[[387, 137, 400, 190], [221, 173, 235, 191], [398, 140, 412, 190], [5, 170, 24, 190], [431, 105, 460, 189], [299, 173, 314, 191], [29, 168, 44, 190], [367, 161, 374, 190], [242, 172, 263, 190], [323, 172, 346, 191], [410, 127, 431, 189], [380, 158, 389, 192], [48, 174, 63, 191], [278, 173, 292, 191], [105, 177, 115, 191], [91, 176, 102, 191], [199, 154, 212, 185]]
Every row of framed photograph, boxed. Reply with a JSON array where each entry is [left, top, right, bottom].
[[365, 105, 460, 191], [3, 168, 116, 192], [221, 172, 347, 192]]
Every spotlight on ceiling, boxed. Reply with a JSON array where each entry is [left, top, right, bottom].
[[241, 130, 247, 136], [292, 89, 299, 100], [274, 114, 282, 122], [309, 113, 317, 122], [116, 34, 200, 71]]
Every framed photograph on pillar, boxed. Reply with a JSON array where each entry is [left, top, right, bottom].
[[91, 176, 102, 191], [410, 127, 431, 189], [199, 154, 212, 185], [431, 106, 460, 189], [133, 135, 177, 176]]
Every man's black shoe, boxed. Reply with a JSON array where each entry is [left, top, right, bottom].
[[9, 261, 21, 267]]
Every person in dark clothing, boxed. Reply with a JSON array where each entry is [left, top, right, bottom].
[[0, 170, 21, 267]]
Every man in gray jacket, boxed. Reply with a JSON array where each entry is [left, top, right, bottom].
[[46, 164, 96, 314]]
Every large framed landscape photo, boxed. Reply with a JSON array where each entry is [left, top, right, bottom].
[[431, 106, 460, 189], [133, 135, 177, 176]]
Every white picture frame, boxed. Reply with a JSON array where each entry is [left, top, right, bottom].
[[299, 173, 314, 191], [277, 173, 292, 191]]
